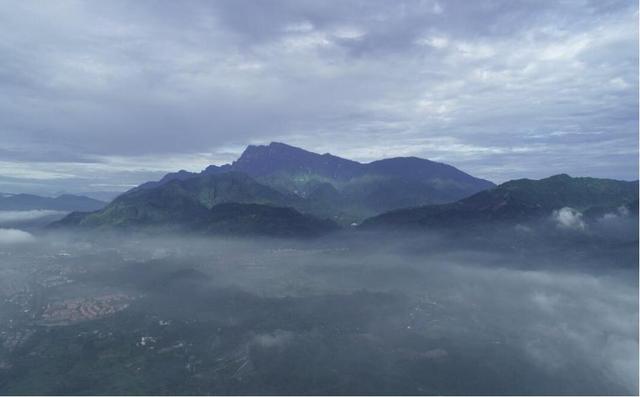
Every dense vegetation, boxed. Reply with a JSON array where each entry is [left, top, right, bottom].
[[361, 174, 638, 230]]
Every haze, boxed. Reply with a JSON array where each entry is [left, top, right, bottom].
[[0, 222, 638, 394], [0, 1, 638, 396]]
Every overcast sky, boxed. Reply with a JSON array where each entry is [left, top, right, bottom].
[[0, 0, 637, 196]]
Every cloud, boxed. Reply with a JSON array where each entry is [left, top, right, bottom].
[[0, 230, 635, 393], [604, 205, 631, 219], [593, 205, 637, 239], [0, 0, 637, 195], [552, 207, 586, 230], [0, 210, 67, 225], [0, 228, 35, 244]]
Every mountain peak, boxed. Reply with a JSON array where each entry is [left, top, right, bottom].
[[132, 141, 495, 219], [547, 173, 572, 180], [233, 142, 360, 178], [268, 141, 295, 148], [241, 142, 318, 157]]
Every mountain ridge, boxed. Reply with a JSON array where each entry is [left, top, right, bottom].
[[51, 172, 336, 237], [127, 142, 495, 223], [0, 192, 106, 212], [360, 174, 639, 230]]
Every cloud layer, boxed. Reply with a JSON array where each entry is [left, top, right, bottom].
[[0, 210, 67, 225], [0, 0, 637, 195], [0, 228, 35, 245]]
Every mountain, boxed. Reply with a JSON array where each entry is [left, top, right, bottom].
[[0, 193, 106, 212], [360, 174, 639, 230], [133, 170, 199, 191], [51, 172, 336, 237], [231, 142, 493, 196], [54, 142, 496, 234], [203, 203, 338, 237], [55, 172, 297, 227], [54, 202, 337, 237], [133, 142, 494, 222], [231, 142, 361, 180]]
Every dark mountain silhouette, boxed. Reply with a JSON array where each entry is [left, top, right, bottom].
[[231, 142, 361, 179], [130, 142, 494, 223], [51, 172, 335, 237], [360, 174, 639, 229]]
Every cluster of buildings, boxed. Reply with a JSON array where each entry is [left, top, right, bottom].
[[39, 293, 133, 326]]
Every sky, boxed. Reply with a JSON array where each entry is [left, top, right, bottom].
[[0, 0, 638, 197]]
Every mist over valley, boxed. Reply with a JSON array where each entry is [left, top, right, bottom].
[[0, 1, 637, 394], [0, 143, 637, 395]]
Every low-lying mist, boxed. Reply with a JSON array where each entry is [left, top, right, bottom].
[[0, 210, 68, 231], [0, 225, 637, 395]]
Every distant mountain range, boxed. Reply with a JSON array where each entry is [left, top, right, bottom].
[[51, 142, 494, 236], [0, 193, 106, 212], [50, 142, 638, 238], [360, 174, 639, 230], [133, 142, 494, 223], [51, 172, 336, 237]]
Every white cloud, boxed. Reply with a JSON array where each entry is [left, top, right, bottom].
[[0, 228, 35, 245], [552, 207, 586, 231], [0, 210, 67, 225], [0, 161, 79, 180], [539, 36, 590, 61]]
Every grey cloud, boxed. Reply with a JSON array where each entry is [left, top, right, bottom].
[[0, 0, 637, 194]]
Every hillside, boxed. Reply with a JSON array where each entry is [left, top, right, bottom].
[[360, 174, 639, 229], [51, 172, 335, 237], [131, 142, 495, 222]]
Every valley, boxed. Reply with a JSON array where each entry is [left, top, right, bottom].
[[0, 229, 637, 395]]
